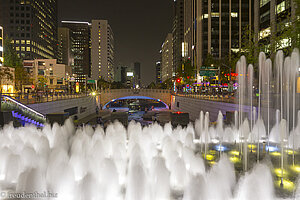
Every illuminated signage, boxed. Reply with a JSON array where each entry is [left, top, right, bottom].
[[127, 72, 134, 77]]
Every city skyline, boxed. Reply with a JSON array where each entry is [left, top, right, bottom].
[[58, 0, 174, 85]]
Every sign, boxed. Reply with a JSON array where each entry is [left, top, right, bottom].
[[87, 80, 96, 84], [127, 72, 134, 77], [199, 71, 217, 76]]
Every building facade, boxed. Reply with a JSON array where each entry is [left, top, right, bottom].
[[254, 0, 296, 53], [0, 0, 58, 60], [58, 27, 74, 66], [172, 0, 185, 73], [23, 59, 71, 92], [91, 20, 114, 82], [155, 61, 162, 84], [61, 21, 91, 83], [184, 0, 253, 75], [161, 34, 173, 82], [0, 26, 3, 66]]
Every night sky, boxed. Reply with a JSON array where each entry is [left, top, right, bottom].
[[58, 0, 174, 86]]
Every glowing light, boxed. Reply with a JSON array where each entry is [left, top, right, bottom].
[[248, 144, 256, 149], [265, 145, 279, 152], [205, 154, 215, 161], [214, 145, 228, 152], [229, 150, 240, 156], [229, 156, 241, 163], [270, 152, 281, 157], [274, 168, 287, 177], [276, 179, 295, 191], [290, 165, 300, 173], [91, 92, 96, 96]]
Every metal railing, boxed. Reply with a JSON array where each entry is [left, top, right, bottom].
[[1, 92, 88, 105]]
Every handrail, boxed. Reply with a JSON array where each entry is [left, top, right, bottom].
[[2, 95, 46, 119]]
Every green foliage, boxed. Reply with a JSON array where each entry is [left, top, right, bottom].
[[110, 81, 126, 89], [15, 66, 32, 91], [37, 76, 47, 90], [176, 59, 195, 84], [97, 78, 111, 90], [3, 38, 22, 68]]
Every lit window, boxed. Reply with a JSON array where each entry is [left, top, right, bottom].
[[231, 12, 238, 18], [202, 14, 208, 19], [259, 27, 271, 39], [16, 47, 20, 51], [16, 40, 20, 44], [26, 47, 30, 51], [260, 0, 270, 7], [26, 40, 30, 44], [276, 1, 285, 14], [211, 13, 219, 17], [21, 40, 25, 44]]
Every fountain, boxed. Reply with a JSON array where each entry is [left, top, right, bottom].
[[0, 49, 299, 199]]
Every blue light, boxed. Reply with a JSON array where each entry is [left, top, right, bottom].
[[266, 145, 279, 152], [214, 145, 228, 152]]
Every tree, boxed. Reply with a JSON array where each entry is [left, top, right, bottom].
[[0, 67, 14, 112], [3, 38, 32, 92], [177, 59, 195, 85], [3, 38, 22, 68], [37, 76, 47, 91]]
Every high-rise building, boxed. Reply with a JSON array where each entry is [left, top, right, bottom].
[[0, 26, 3, 66], [254, 0, 296, 52], [172, 0, 185, 73], [133, 62, 141, 86], [61, 21, 91, 83], [0, 0, 58, 60], [161, 33, 173, 82], [58, 27, 74, 66], [91, 20, 114, 82], [184, 0, 253, 74], [155, 61, 162, 84]]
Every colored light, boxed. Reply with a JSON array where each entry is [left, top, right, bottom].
[[229, 150, 240, 156], [274, 168, 287, 177], [290, 165, 300, 173], [205, 154, 215, 161], [270, 152, 281, 157], [266, 145, 279, 152], [230, 156, 240, 163], [214, 145, 228, 152], [276, 179, 295, 191]]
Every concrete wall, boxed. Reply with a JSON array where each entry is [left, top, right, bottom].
[[28, 96, 97, 120], [171, 95, 281, 128], [171, 95, 254, 122], [100, 89, 172, 106]]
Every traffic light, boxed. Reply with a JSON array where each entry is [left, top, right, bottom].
[[176, 78, 181, 83]]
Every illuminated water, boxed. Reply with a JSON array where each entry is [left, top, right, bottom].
[[0, 118, 299, 200]]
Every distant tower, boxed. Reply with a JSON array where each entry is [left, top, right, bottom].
[[91, 20, 114, 82]]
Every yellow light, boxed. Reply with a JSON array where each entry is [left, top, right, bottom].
[[276, 179, 295, 191], [209, 161, 216, 165], [270, 152, 281, 157], [274, 168, 287, 177], [230, 156, 241, 163], [290, 165, 300, 173], [91, 92, 96, 96], [205, 154, 215, 161], [248, 144, 256, 149], [285, 149, 298, 155], [209, 150, 217, 155], [76, 85, 79, 93], [229, 150, 240, 156], [1, 85, 14, 93]]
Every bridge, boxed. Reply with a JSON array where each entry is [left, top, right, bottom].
[[99, 89, 172, 106]]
